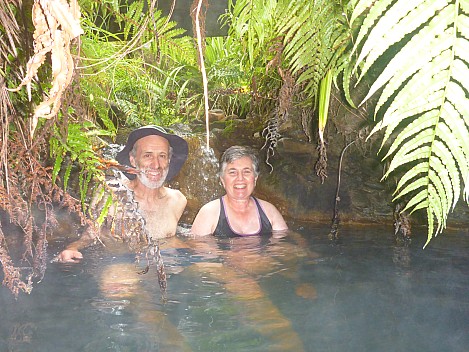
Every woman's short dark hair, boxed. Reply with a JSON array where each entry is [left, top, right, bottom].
[[219, 146, 260, 177]]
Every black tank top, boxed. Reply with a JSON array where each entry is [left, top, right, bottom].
[[213, 196, 273, 238]]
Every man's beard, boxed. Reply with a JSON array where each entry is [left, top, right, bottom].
[[137, 167, 169, 189]]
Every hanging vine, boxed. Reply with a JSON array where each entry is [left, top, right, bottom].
[[190, 0, 211, 148]]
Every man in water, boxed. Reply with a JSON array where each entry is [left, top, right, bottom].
[[57, 125, 189, 263], [56, 125, 192, 351]]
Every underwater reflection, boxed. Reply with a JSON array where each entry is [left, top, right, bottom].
[[85, 230, 313, 352], [87, 237, 193, 352], [182, 231, 315, 351]]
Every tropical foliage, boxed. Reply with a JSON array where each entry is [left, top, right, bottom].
[[209, 0, 469, 247], [0, 0, 108, 297], [78, 0, 198, 127], [219, 0, 350, 167], [349, 0, 469, 246]]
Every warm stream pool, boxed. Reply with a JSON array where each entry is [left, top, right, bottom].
[[1, 222, 468, 352]]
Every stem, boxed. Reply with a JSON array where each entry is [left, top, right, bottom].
[[330, 140, 356, 240], [194, 0, 210, 149]]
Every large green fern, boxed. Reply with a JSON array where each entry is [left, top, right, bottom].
[[50, 120, 112, 212], [351, 0, 469, 246], [78, 2, 197, 126], [225, 0, 348, 101], [276, 0, 348, 100]]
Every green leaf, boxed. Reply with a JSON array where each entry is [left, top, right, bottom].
[[350, 0, 469, 245], [52, 153, 63, 186]]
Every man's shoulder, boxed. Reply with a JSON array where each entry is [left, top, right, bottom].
[[165, 187, 185, 197], [165, 187, 187, 204]]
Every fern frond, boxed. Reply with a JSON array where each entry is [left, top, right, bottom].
[[225, 0, 278, 68], [352, 0, 469, 246], [354, 0, 441, 84], [122, 1, 144, 41], [277, 0, 347, 99], [403, 188, 428, 213]]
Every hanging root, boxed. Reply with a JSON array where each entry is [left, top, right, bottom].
[[315, 138, 328, 184], [393, 202, 412, 244], [261, 114, 281, 172], [261, 68, 296, 172], [155, 244, 167, 302]]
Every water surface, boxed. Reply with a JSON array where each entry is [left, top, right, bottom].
[[1, 223, 468, 352]]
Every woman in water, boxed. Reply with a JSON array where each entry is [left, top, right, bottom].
[[191, 145, 288, 237]]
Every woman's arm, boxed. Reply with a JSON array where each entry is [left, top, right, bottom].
[[190, 200, 220, 236]]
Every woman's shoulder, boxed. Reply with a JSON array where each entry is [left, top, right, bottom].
[[200, 198, 221, 212], [191, 198, 222, 236], [254, 197, 278, 212], [254, 197, 288, 230]]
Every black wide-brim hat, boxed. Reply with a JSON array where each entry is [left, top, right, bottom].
[[116, 125, 188, 181]]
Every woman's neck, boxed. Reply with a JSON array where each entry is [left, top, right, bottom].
[[224, 195, 252, 213]]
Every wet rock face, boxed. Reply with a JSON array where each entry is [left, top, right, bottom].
[[173, 125, 396, 226], [172, 117, 468, 230], [254, 135, 395, 225]]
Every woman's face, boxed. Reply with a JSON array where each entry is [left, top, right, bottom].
[[220, 156, 257, 200]]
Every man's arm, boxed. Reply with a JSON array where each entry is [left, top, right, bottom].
[[57, 182, 119, 262], [56, 227, 97, 263], [173, 189, 187, 223]]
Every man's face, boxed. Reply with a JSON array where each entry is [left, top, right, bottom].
[[130, 135, 170, 189]]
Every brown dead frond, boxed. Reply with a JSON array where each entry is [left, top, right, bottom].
[[262, 68, 297, 171], [265, 36, 284, 75], [0, 127, 87, 296], [1, 76, 15, 195], [277, 68, 295, 117], [301, 108, 313, 143], [7, 0, 83, 137], [0, 0, 21, 61], [0, 227, 33, 297]]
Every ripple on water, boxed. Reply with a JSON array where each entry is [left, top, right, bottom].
[[89, 298, 130, 315]]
